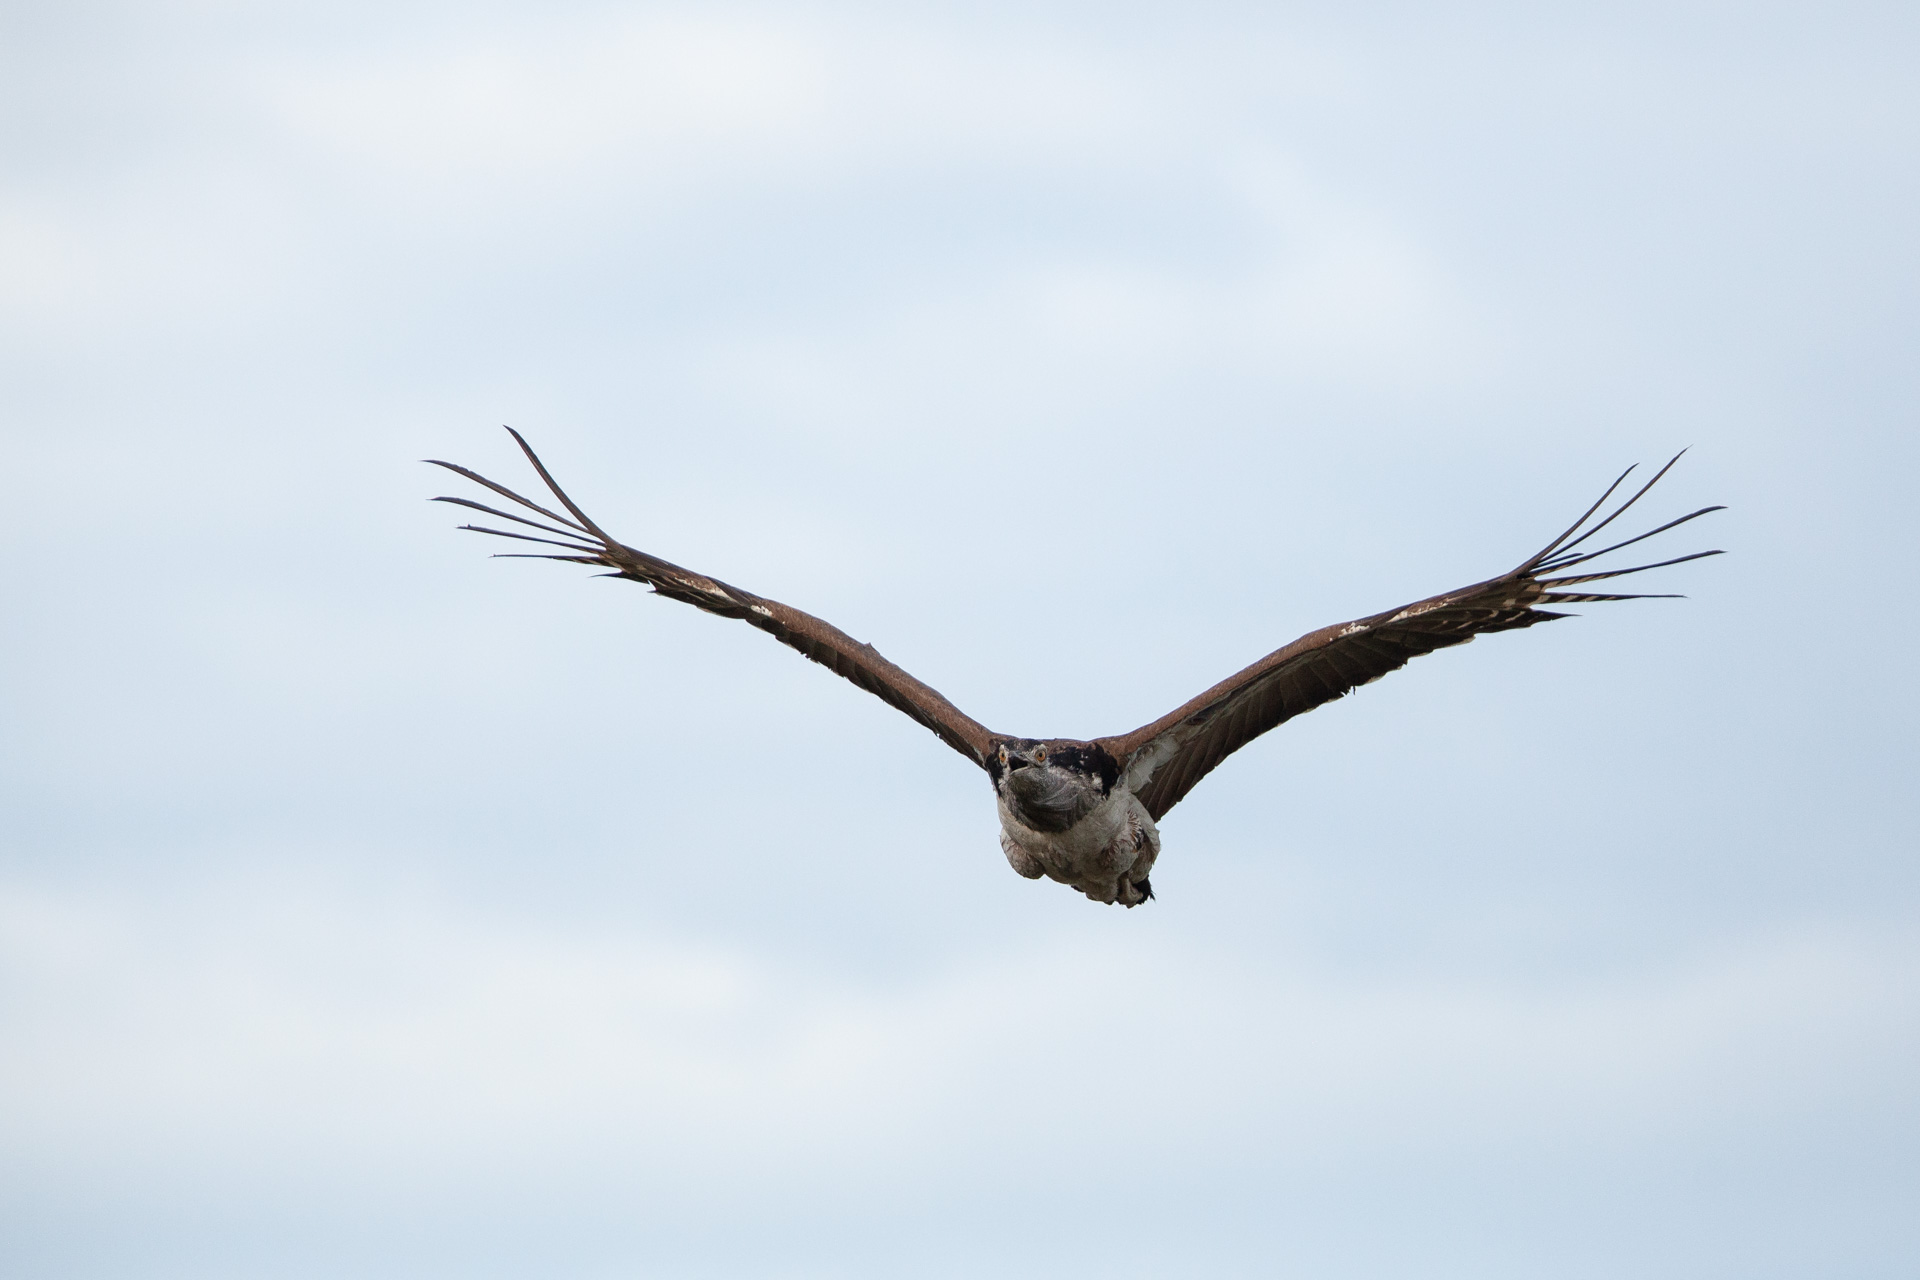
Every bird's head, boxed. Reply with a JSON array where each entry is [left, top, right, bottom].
[[985, 738, 1120, 833]]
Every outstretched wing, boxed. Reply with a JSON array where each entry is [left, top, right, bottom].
[[1099, 455, 1723, 821], [429, 428, 998, 769]]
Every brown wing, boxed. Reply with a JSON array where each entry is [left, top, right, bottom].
[[1098, 455, 1724, 821], [428, 428, 998, 768]]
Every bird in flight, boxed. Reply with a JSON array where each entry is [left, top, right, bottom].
[[431, 431, 1721, 908]]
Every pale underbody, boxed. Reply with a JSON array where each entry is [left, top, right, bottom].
[[997, 786, 1161, 906]]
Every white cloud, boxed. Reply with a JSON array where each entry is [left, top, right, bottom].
[[271, 15, 835, 192], [3, 871, 1909, 1191], [0, 204, 106, 322]]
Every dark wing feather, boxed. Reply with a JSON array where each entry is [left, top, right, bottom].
[[1100, 455, 1723, 821], [429, 428, 998, 769]]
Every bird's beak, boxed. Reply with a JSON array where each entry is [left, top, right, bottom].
[[1005, 750, 1034, 771]]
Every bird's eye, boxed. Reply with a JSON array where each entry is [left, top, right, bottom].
[[1033, 744, 1048, 763], [998, 746, 1008, 764]]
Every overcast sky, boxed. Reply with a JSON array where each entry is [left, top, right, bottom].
[[3, 2, 1917, 1277]]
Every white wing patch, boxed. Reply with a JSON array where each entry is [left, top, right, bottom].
[[1121, 734, 1182, 791]]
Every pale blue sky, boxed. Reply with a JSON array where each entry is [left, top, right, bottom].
[[2, 2, 1916, 1277]]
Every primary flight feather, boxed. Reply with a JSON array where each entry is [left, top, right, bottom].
[[431, 430, 1722, 907]]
